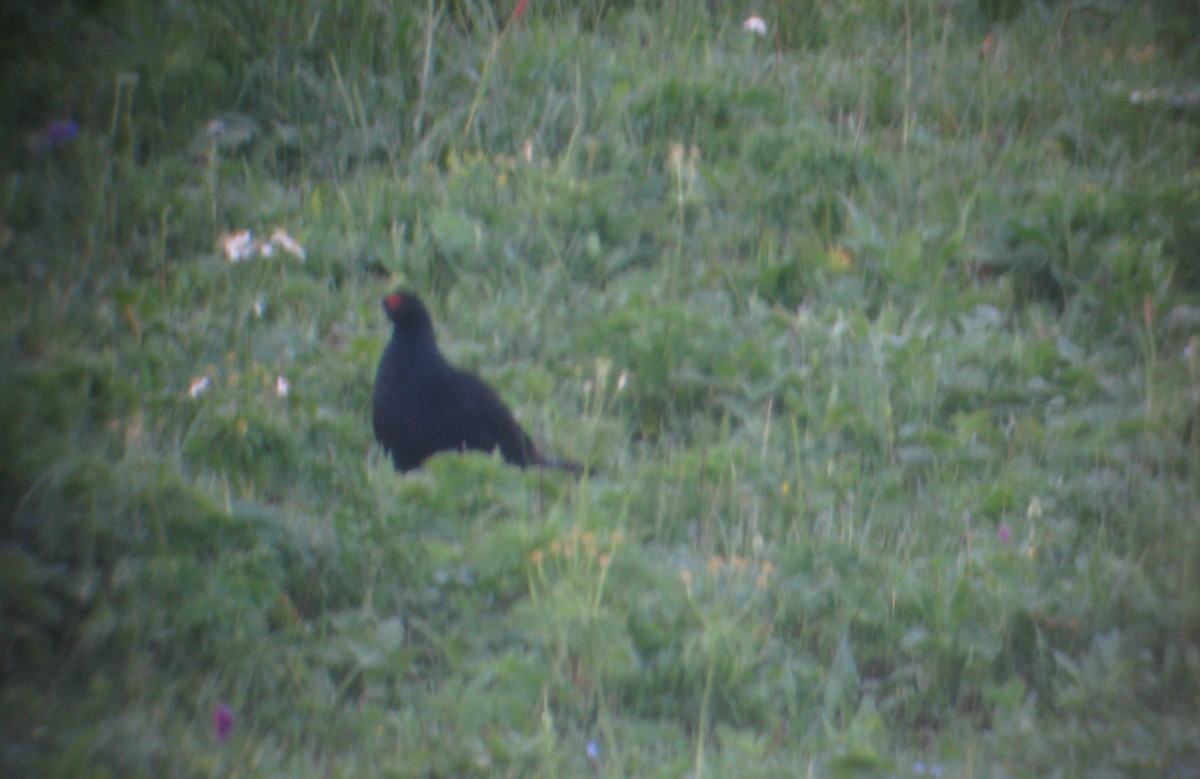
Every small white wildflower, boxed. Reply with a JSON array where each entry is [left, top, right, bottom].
[[616, 370, 629, 392], [222, 229, 256, 262], [275, 375, 290, 398], [1129, 89, 1158, 105], [668, 141, 685, 170], [252, 295, 265, 318], [188, 376, 211, 399], [743, 15, 768, 36], [270, 228, 306, 260]]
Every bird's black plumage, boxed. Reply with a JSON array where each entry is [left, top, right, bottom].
[[372, 290, 575, 473]]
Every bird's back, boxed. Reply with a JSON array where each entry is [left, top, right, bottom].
[[372, 289, 574, 473], [373, 337, 539, 470]]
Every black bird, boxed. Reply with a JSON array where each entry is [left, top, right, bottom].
[[372, 290, 577, 473]]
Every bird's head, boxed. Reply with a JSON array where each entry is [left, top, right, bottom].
[[382, 290, 435, 333]]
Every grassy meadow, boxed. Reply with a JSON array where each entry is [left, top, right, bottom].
[[2, 0, 1199, 775]]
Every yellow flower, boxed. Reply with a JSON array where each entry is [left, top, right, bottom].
[[756, 561, 774, 589], [828, 245, 853, 271]]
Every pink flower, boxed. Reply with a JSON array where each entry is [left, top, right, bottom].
[[997, 522, 1011, 544], [511, 0, 528, 23], [212, 702, 235, 742]]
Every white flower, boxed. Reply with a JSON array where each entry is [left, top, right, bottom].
[[616, 370, 629, 392], [221, 228, 305, 262], [743, 15, 768, 36], [222, 229, 256, 262], [188, 376, 211, 399], [252, 295, 265, 318], [270, 228, 306, 260], [275, 375, 290, 398]]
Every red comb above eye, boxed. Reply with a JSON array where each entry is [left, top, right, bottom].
[[386, 293, 404, 312]]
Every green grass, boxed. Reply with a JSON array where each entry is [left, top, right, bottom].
[[2, 0, 1199, 776]]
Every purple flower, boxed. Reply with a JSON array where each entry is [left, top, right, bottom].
[[212, 702, 235, 742], [586, 740, 599, 761], [997, 522, 1011, 544], [43, 120, 79, 149]]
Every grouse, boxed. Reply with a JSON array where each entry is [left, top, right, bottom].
[[372, 290, 577, 473]]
